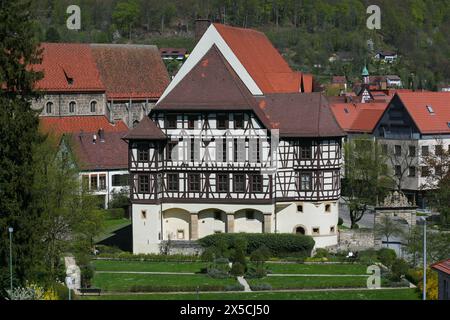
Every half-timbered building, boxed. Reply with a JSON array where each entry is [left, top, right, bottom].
[[124, 24, 345, 254]]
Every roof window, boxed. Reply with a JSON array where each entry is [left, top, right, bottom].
[[344, 108, 349, 114], [426, 105, 434, 114]]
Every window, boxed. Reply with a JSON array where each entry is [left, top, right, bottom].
[[90, 101, 97, 113], [422, 146, 429, 156], [167, 173, 179, 192], [245, 210, 255, 220], [251, 175, 263, 193], [99, 174, 106, 190], [187, 115, 196, 129], [46, 101, 53, 114], [138, 145, 149, 162], [394, 145, 402, 156], [234, 174, 246, 192], [299, 173, 312, 191], [177, 229, 185, 240], [217, 174, 228, 193], [234, 138, 245, 162], [90, 175, 98, 190], [249, 139, 260, 163], [421, 166, 430, 177], [408, 167, 416, 177], [69, 101, 76, 113], [215, 138, 227, 162], [325, 204, 331, 212], [166, 115, 177, 129], [112, 174, 129, 187], [217, 114, 228, 129], [234, 114, 244, 129], [381, 144, 388, 155], [167, 141, 178, 161], [138, 175, 150, 193], [312, 227, 320, 235], [330, 226, 335, 233], [141, 210, 147, 219], [436, 145, 444, 156], [214, 211, 222, 220], [297, 205, 303, 212], [395, 165, 402, 176], [300, 144, 312, 159], [435, 165, 443, 176], [188, 174, 200, 192], [409, 146, 416, 157], [426, 105, 434, 114]]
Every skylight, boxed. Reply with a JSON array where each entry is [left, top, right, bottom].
[[426, 105, 435, 114], [344, 108, 349, 114], [447, 122, 450, 129]]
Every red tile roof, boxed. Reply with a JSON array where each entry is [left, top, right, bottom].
[[396, 92, 450, 134], [40, 116, 128, 138], [213, 23, 302, 94], [33, 43, 105, 92], [431, 259, 450, 275], [330, 102, 389, 133], [91, 44, 169, 100], [69, 131, 128, 170]]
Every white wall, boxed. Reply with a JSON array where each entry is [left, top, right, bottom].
[[198, 210, 226, 238]]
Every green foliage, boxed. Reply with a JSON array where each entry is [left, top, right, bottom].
[[199, 233, 315, 257], [375, 215, 405, 245], [314, 248, 329, 259], [406, 225, 450, 266], [338, 217, 344, 226], [108, 189, 130, 211], [390, 258, 410, 282], [95, 252, 199, 262], [230, 262, 246, 276], [377, 248, 397, 267], [112, 0, 140, 37], [357, 249, 379, 265]]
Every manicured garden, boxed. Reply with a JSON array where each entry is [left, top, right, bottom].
[[247, 275, 368, 290], [92, 260, 207, 273], [92, 273, 241, 292], [266, 263, 368, 275], [80, 288, 420, 300]]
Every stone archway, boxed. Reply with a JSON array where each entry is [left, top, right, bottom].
[[163, 208, 191, 240], [198, 208, 226, 238], [234, 209, 264, 233]]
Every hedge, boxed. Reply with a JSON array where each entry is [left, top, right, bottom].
[[95, 252, 200, 262], [198, 233, 315, 257]]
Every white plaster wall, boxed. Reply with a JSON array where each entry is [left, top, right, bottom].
[[132, 204, 161, 254], [234, 210, 264, 233], [163, 209, 191, 240], [198, 210, 226, 238], [275, 201, 338, 248]]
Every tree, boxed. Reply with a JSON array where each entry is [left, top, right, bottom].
[[406, 225, 450, 267], [383, 140, 418, 193], [374, 215, 405, 248], [342, 136, 394, 228], [112, 0, 140, 40], [0, 0, 43, 294]]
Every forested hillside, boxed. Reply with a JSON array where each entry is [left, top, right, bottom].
[[31, 0, 450, 89]]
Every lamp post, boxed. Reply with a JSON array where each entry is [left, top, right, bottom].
[[65, 276, 74, 301], [422, 217, 427, 301], [8, 227, 13, 292]]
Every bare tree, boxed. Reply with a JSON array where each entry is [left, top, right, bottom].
[[383, 140, 417, 192], [374, 215, 405, 248]]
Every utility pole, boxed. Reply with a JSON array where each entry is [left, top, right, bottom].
[[8, 227, 13, 292]]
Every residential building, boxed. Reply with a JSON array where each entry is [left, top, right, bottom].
[[431, 259, 450, 300], [374, 51, 398, 63], [31, 43, 170, 127], [160, 48, 189, 61], [124, 23, 344, 254]]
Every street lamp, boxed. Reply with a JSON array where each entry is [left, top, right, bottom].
[[421, 217, 427, 301], [8, 227, 13, 292], [65, 276, 74, 301]]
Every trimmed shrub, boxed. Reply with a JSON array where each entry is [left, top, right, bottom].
[[224, 283, 245, 291], [357, 249, 379, 265], [199, 233, 315, 257], [246, 266, 267, 279], [95, 252, 199, 262], [405, 269, 420, 285], [250, 283, 272, 291], [377, 248, 397, 267], [230, 262, 246, 276], [207, 268, 229, 279], [106, 208, 126, 219], [391, 258, 409, 281], [314, 248, 329, 259]]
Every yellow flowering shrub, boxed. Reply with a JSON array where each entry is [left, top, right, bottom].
[[416, 268, 438, 300]]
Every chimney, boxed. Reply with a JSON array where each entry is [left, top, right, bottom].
[[195, 19, 211, 42], [92, 134, 97, 144], [98, 128, 105, 142]]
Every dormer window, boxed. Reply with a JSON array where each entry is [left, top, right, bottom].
[[426, 105, 435, 114], [69, 101, 76, 113]]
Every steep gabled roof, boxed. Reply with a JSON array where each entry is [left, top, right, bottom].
[[122, 116, 166, 140], [213, 23, 301, 94], [396, 92, 450, 134], [69, 131, 128, 171], [34, 43, 104, 92], [91, 44, 169, 100], [40, 116, 128, 139], [156, 45, 257, 111]]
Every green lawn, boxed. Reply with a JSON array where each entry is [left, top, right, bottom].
[[95, 218, 131, 242], [247, 275, 368, 290], [92, 273, 239, 292], [267, 263, 368, 275], [79, 288, 420, 300], [92, 260, 207, 273]]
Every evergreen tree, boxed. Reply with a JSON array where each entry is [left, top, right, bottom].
[[0, 0, 43, 293]]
